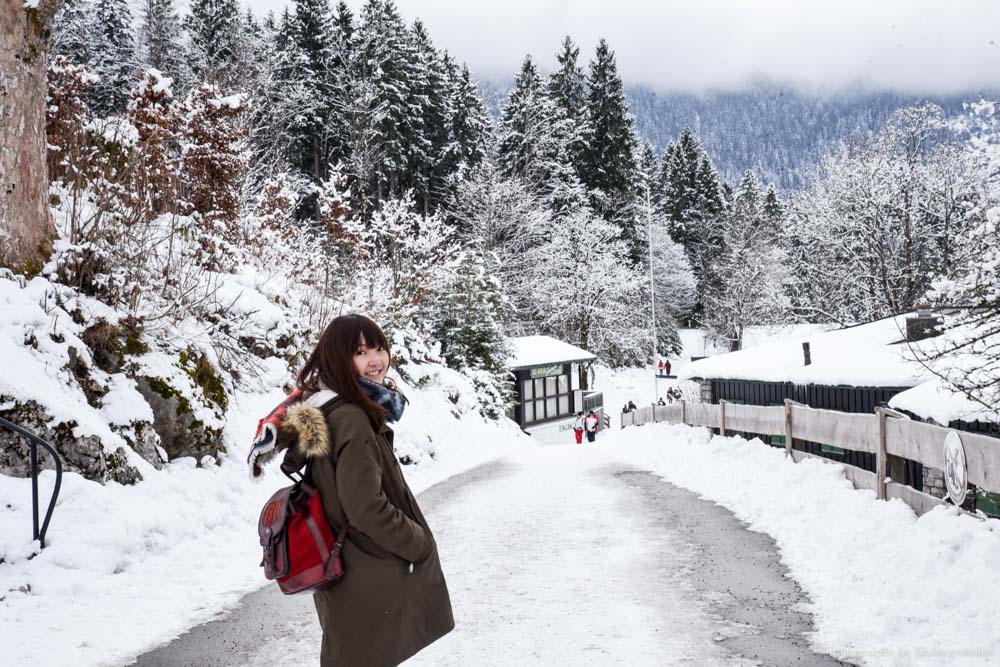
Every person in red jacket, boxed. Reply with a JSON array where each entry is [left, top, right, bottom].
[[573, 412, 585, 444], [664, 359, 672, 376]]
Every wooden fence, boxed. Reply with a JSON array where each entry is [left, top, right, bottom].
[[621, 399, 1000, 517]]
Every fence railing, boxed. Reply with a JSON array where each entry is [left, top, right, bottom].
[[621, 399, 1000, 517], [0, 416, 63, 549]]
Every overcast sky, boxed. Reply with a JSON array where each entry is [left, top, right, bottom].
[[242, 0, 1000, 95]]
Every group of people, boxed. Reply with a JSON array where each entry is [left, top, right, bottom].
[[573, 410, 601, 443], [657, 358, 673, 376], [658, 387, 684, 405], [622, 386, 685, 413]]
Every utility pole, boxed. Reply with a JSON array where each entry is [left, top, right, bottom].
[[645, 185, 658, 403]]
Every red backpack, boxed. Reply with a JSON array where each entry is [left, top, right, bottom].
[[258, 464, 349, 595]]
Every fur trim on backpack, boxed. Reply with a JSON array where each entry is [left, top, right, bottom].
[[282, 403, 330, 458]]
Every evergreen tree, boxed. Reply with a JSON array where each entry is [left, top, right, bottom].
[[288, 0, 337, 189], [498, 56, 583, 216], [140, 0, 181, 73], [547, 36, 587, 175], [185, 0, 240, 87], [433, 250, 510, 376], [657, 127, 726, 317], [50, 0, 93, 66], [409, 20, 452, 213], [326, 0, 356, 170], [89, 0, 136, 115], [548, 36, 586, 122], [446, 62, 491, 180], [580, 39, 640, 259], [702, 169, 790, 350], [356, 0, 426, 205]]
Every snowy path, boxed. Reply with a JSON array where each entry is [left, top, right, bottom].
[[134, 444, 844, 666]]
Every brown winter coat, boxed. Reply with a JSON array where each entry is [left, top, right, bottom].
[[279, 395, 454, 667]]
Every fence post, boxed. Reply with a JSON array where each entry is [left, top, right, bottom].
[[680, 399, 686, 425], [876, 407, 887, 500], [719, 399, 727, 437], [877, 407, 910, 499], [784, 399, 794, 459]]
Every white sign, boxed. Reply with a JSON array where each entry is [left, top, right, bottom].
[[943, 430, 968, 507]]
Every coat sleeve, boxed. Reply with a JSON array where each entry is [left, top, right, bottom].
[[329, 407, 432, 563]]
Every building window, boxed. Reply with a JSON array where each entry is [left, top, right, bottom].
[[523, 366, 573, 424]]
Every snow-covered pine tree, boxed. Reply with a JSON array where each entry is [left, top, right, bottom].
[[139, 0, 183, 83], [282, 0, 338, 220], [498, 55, 584, 217], [633, 142, 694, 354], [580, 39, 641, 262], [409, 20, 453, 213], [656, 127, 726, 316], [89, 0, 136, 115], [702, 170, 790, 351], [185, 0, 241, 88], [444, 60, 491, 188], [50, 0, 92, 66], [547, 35, 588, 176], [432, 250, 510, 373], [325, 1, 356, 171], [356, 0, 426, 206]]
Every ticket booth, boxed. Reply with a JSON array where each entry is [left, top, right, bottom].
[[507, 335, 604, 439]]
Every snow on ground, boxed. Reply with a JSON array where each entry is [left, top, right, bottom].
[[245, 444, 743, 667], [604, 423, 1000, 666], [595, 366, 1000, 665], [0, 365, 528, 667]]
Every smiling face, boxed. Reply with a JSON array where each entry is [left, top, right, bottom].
[[353, 334, 390, 385]]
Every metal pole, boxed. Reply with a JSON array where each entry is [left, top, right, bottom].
[[645, 186, 658, 403], [31, 442, 39, 543]]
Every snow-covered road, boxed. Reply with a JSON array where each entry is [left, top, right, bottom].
[[137, 443, 844, 666]]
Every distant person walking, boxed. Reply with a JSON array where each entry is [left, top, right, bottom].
[[584, 410, 599, 442], [573, 412, 585, 444], [664, 359, 672, 376]]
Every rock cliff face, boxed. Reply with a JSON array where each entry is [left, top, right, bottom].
[[135, 375, 224, 463], [1, 341, 228, 484], [0, 398, 142, 484]]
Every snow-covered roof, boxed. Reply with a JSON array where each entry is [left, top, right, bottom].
[[507, 335, 596, 370], [889, 378, 997, 425], [678, 315, 928, 387]]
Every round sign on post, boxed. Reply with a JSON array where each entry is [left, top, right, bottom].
[[943, 431, 968, 507]]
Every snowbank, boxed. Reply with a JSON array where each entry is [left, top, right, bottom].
[[604, 424, 1000, 666]]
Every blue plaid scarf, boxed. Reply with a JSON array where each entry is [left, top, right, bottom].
[[358, 375, 407, 423]]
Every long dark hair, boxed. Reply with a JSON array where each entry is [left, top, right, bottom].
[[297, 314, 391, 429]]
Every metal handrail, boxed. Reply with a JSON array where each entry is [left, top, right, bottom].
[[0, 416, 62, 549]]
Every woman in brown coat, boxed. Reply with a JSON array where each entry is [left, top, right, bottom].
[[277, 314, 454, 666]]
